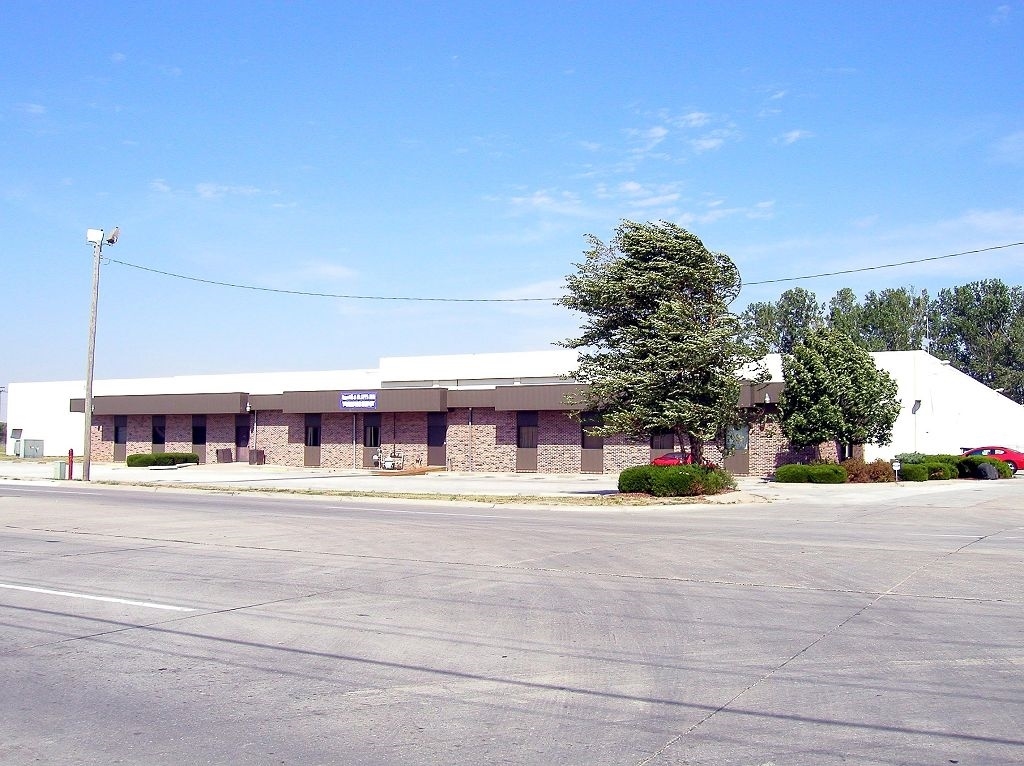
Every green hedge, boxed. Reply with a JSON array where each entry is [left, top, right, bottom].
[[126, 452, 199, 468], [897, 463, 928, 481], [774, 463, 848, 483], [617, 464, 735, 497]]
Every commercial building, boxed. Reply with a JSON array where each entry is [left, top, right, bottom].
[[5, 349, 1023, 477]]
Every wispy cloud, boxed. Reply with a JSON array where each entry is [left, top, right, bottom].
[[195, 182, 262, 199], [150, 178, 172, 193], [989, 4, 1011, 25], [507, 189, 591, 217], [992, 131, 1024, 166], [778, 129, 814, 145], [15, 103, 46, 115], [293, 260, 357, 282], [626, 125, 669, 154], [110, 52, 127, 63]]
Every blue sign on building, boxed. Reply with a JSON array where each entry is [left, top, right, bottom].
[[339, 391, 378, 410]]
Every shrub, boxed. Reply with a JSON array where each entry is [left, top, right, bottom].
[[617, 464, 735, 497], [775, 464, 811, 483], [841, 458, 895, 483], [808, 463, 848, 484], [924, 461, 957, 480], [895, 452, 926, 465], [897, 463, 928, 482], [126, 452, 199, 468], [956, 455, 1012, 479], [618, 466, 654, 494]]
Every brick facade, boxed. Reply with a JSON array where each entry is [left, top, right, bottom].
[[88, 406, 858, 478]]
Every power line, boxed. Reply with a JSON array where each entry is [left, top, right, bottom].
[[107, 240, 1024, 303], [744, 241, 1024, 286]]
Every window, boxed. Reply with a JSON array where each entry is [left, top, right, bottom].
[[304, 414, 322, 448], [152, 415, 166, 445], [517, 411, 538, 449], [650, 431, 674, 450], [725, 424, 749, 452], [114, 416, 127, 445], [192, 415, 207, 445], [235, 414, 250, 448], [581, 412, 604, 450], [363, 413, 381, 448], [427, 412, 446, 447]]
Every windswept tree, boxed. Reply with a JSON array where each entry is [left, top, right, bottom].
[[559, 220, 764, 463], [778, 327, 901, 458]]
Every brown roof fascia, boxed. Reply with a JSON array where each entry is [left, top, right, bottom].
[[69, 392, 249, 416]]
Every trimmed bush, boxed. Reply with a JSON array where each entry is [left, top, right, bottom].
[[618, 465, 654, 494], [924, 461, 957, 480], [957, 455, 1012, 479], [126, 452, 199, 468], [807, 463, 848, 484], [897, 463, 928, 482], [774, 464, 811, 483], [617, 464, 735, 497]]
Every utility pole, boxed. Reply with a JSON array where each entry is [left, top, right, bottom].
[[82, 227, 118, 481]]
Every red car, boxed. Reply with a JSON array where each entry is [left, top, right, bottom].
[[650, 451, 693, 466], [961, 446, 1024, 474]]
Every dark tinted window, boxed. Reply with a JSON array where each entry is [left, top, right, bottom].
[[517, 411, 538, 449], [305, 414, 322, 448], [152, 415, 166, 445], [363, 413, 381, 448], [192, 415, 207, 445]]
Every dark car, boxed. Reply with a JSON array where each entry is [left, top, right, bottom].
[[650, 451, 693, 466], [961, 446, 1024, 473]]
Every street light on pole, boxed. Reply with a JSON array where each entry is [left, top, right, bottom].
[[82, 227, 118, 482]]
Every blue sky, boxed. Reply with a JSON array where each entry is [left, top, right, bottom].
[[2, 1, 1022, 401]]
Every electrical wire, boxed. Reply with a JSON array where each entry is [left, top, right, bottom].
[[107, 240, 1024, 303]]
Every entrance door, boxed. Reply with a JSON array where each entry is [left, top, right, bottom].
[[580, 413, 604, 473], [723, 424, 750, 475], [304, 414, 321, 468], [113, 416, 127, 462], [427, 412, 447, 467], [515, 411, 538, 472]]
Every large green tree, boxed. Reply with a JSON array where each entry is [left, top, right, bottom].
[[559, 220, 764, 463], [778, 327, 901, 457], [859, 287, 929, 351], [740, 287, 823, 353], [929, 279, 1024, 403]]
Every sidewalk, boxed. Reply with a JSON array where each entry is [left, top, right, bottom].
[[0, 457, 1006, 505]]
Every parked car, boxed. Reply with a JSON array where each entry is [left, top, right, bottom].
[[650, 451, 693, 466], [961, 446, 1024, 473]]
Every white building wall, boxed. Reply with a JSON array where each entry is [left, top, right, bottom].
[[6, 380, 86, 457], [866, 351, 1024, 460]]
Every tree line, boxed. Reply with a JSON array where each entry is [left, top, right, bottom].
[[740, 282, 1024, 404]]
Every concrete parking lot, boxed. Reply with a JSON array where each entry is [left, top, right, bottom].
[[0, 471, 1021, 764]]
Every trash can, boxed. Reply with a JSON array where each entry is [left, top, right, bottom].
[[53, 461, 67, 480]]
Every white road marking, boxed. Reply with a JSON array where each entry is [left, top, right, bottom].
[[0, 582, 195, 611]]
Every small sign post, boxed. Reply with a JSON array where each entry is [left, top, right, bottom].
[[892, 460, 901, 483]]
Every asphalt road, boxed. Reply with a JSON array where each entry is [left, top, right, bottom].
[[1, 483, 1022, 765]]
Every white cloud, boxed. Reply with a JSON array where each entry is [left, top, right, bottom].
[[110, 52, 127, 63], [507, 189, 591, 217], [990, 4, 1011, 24], [778, 129, 814, 145], [149, 179, 172, 193], [16, 103, 46, 115], [992, 131, 1024, 165], [195, 183, 262, 199], [627, 125, 669, 153], [671, 112, 712, 128], [690, 136, 725, 153], [294, 261, 357, 282]]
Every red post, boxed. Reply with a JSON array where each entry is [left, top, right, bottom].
[[68, 449, 74, 481]]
